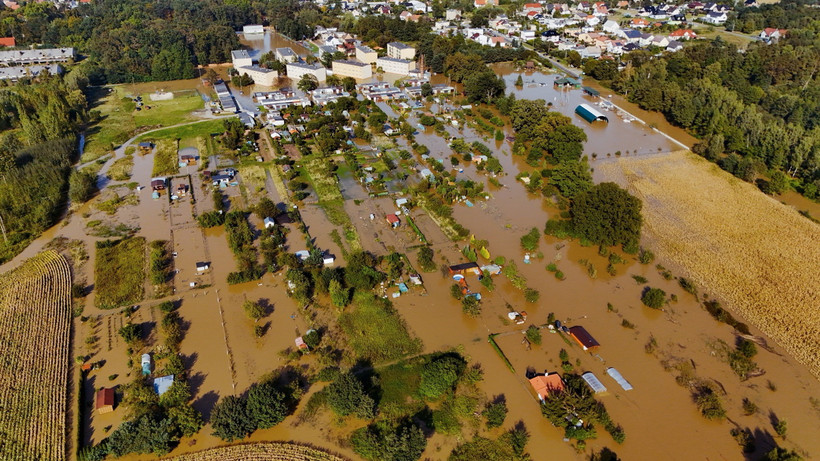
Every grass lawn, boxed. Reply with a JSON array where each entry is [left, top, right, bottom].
[[107, 154, 134, 181], [339, 291, 422, 364], [136, 118, 227, 143], [82, 84, 205, 163], [300, 155, 362, 249], [95, 237, 146, 309], [152, 139, 179, 177], [375, 355, 427, 419]]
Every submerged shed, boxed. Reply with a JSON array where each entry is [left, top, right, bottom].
[[606, 367, 633, 390], [582, 86, 600, 97], [575, 104, 609, 123], [95, 388, 115, 414], [581, 371, 607, 393], [569, 325, 600, 350]]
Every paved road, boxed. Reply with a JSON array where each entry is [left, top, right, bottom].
[[523, 43, 580, 79]]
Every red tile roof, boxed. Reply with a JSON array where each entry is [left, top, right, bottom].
[[529, 373, 565, 398], [0, 37, 15, 47]]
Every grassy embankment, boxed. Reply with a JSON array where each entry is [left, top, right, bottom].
[[94, 237, 146, 309], [596, 150, 820, 378], [83, 87, 204, 163], [300, 155, 362, 251]]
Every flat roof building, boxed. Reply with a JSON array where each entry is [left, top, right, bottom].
[[332, 60, 372, 79], [237, 65, 278, 87], [231, 49, 253, 68], [377, 56, 416, 76], [355, 45, 378, 64], [275, 47, 298, 63], [286, 61, 327, 82], [243, 24, 264, 34], [387, 42, 415, 60]]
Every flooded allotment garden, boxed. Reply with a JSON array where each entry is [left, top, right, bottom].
[[3, 36, 818, 461]]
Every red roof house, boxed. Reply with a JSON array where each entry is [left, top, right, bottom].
[[529, 372, 565, 400], [0, 37, 15, 47], [386, 214, 400, 228]]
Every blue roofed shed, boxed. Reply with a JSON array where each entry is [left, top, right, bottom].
[[575, 104, 609, 123]]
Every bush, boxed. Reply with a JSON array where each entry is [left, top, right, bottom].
[[462, 295, 481, 316], [638, 248, 655, 264], [351, 420, 426, 461], [69, 170, 98, 203], [694, 385, 726, 420], [246, 382, 288, 429], [417, 246, 436, 272], [520, 227, 541, 251], [525, 325, 542, 345], [482, 401, 508, 428], [641, 287, 666, 309]]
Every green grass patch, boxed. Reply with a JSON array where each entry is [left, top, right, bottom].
[[95, 237, 146, 309], [339, 292, 422, 364], [488, 334, 515, 373], [136, 118, 227, 143], [151, 139, 179, 177], [107, 155, 134, 181], [375, 356, 427, 419]]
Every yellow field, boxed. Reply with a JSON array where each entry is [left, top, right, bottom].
[[0, 250, 72, 460], [596, 151, 820, 378], [165, 442, 347, 461]]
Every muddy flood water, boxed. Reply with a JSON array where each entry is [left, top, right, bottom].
[[1, 58, 818, 461]]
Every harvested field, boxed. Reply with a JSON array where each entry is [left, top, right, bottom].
[[596, 150, 820, 377], [94, 237, 146, 309], [0, 250, 71, 461], [164, 442, 347, 461]]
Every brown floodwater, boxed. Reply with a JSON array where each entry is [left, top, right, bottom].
[[2, 61, 819, 461]]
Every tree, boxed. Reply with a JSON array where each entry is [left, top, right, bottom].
[[326, 74, 341, 87], [417, 246, 436, 272], [342, 77, 357, 93], [118, 323, 142, 345], [69, 170, 97, 203], [421, 82, 433, 97], [571, 182, 642, 247], [463, 69, 506, 104], [764, 447, 803, 461], [243, 299, 265, 321], [107, 414, 173, 457], [297, 74, 319, 93], [326, 372, 375, 419], [419, 356, 464, 399], [549, 161, 592, 198], [351, 419, 427, 461], [211, 395, 255, 441], [515, 74, 523, 87], [246, 381, 288, 429], [641, 287, 666, 309], [525, 325, 542, 345]]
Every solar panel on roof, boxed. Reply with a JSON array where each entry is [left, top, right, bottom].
[[606, 367, 633, 391]]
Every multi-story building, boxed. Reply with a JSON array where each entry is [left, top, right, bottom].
[[231, 49, 253, 68], [331, 60, 372, 79], [355, 45, 378, 64], [275, 47, 298, 63], [237, 65, 278, 86], [386, 42, 415, 60], [0, 47, 76, 65], [286, 62, 327, 82], [376, 56, 416, 76]]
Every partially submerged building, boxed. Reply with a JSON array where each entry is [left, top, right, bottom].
[[575, 104, 609, 123], [568, 325, 600, 351], [95, 388, 115, 414], [528, 371, 565, 400]]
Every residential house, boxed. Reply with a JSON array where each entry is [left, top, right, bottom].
[[445, 9, 461, 20], [528, 372, 565, 400], [0, 47, 75, 65], [474, 0, 499, 7], [0, 37, 15, 47], [760, 28, 787, 42], [666, 40, 684, 52], [386, 214, 400, 227], [702, 11, 727, 24], [602, 20, 621, 34], [0, 64, 62, 81], [669, 28, 697, 40], [630, 17, 649, 28]]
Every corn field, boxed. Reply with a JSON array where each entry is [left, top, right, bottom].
[[165, 442, 347, 461], [597, 151, 820, 378], [0, 250, 72, 460]]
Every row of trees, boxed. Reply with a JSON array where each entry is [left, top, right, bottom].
[[606, 34, 819, 198]]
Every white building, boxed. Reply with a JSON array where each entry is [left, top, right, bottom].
[[377, 56, 416, 76], [237, 65, 278, 87], [286, 61, 327, 81], [386, 42, 415, 60], [445, 9, 461, 20], [332, 60, 372, 79], [231, 49, 253, 68], [0, 47, 76, 65], [275, 47, 298, 63], [243, 25, 264, 34], [355, 45, 378, 64], [0, 64, 62, 81]]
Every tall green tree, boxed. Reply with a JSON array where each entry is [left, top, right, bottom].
[[571, 182, 642, 247]]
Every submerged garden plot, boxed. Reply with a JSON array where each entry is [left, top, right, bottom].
[[94, 237, 146, 309], [0, 251, 72, 461]]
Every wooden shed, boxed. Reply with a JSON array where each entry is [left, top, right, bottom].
[[95, 388, 115, 414]]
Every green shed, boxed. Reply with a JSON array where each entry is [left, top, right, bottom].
[[575, 104, 609, 123]]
